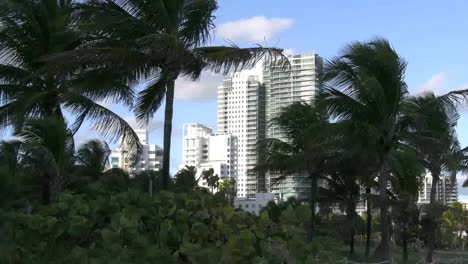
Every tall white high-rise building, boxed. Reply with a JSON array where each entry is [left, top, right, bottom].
[[110, 129, 163, 173], [264, 51, 323, 140], [264, 51, 323, 200], [216, 52, 323, 199], [417, 173, 458, 205], [181, 123, 238, 190], [217, 63, 265, 198]]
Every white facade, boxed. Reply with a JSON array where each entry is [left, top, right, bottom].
[[417, 173, 458, 205], [217, 63, 266, 198], [264, 52, 323, 200], [459, 200, 468, 210], [214, 53, 323, 200], [110, 129, 163, 173], [234, 193, 277, 215], [181, 124, 238, 190], [182, 124, 212, 167]]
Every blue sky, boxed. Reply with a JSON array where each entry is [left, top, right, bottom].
[[7, 1, 468, 198], [85, 0, 468, 198]]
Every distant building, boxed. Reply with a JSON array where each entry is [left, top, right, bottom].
[[417, 173, 458, 205], [110, 129, 163, 174], [234, 193, 277, 215], [264, 51, 323, 201], [459, 200, 468, 210], [215, 52, 323, 200], [217, 64, 266, 199], [181, 123, 238, 190]]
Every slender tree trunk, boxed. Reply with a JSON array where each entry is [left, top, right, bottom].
[[402, 222, 409, 264], [365, 186, 372, 259], [375, 158, 390, 259], [426, 170, 440, 263], [162, 79, 175, 190], [308, 174, 318, 241], [347, 201, 356, 257]]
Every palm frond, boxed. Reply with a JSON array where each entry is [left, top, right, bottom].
[[63, 93, 142, 162], [194, 45, 290, 75], [134, 74, 168, 123], [76, 139, 111, 173], [43, 48, 155, 82], [67, 70, 136, 107], [17, 117, 72, 167], [179, 0, 217, 47]]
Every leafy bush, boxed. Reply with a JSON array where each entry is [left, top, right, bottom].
[[1, 190, 343, 263]]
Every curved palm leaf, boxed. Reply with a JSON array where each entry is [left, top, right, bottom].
[[76, 139, 111, 177], [0, 0, 141, 160]]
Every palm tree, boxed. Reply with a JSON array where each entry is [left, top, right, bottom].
[[174, 166, 198, 192], [16, 117, 75, 204], [322, 38, 413, 258], [389, 150, 425, 263], [0, 0, 141, 159], [219, 179, 237, 206], [319, 168, 360, 257], [76, 140, 111, 179], [66, 0, 289, 189], [254, 102, 334, 240], [201, 168, 219, 194], [403, 93, 462, 262], [323, 39, 468, 259], [441, 203, 468, 250], [0, 140, 40, 209]]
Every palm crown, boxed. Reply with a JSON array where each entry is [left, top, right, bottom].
[[0, 0, 142, 159], [61, 0, 289, 186]]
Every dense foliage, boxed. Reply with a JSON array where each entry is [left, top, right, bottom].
[[1, 0, 468, 263], [0, 189, 343, 264]]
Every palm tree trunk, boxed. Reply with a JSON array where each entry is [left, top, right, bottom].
[[308, 174, 318, 241], [162, 79, 175, 190], [402, 222, 409, 263], [426, 170, 440, 263], [347, 201, 356, 257], [365, 186, 372, 259], [376, 158, 390, 259]]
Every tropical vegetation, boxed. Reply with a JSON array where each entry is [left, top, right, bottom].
[[1, 0, 468, 263]]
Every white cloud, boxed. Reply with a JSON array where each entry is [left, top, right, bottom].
[[175, 71, 224, 101], [217, 16, 293, 43], [415, 72, 447, 95], [124, 116, 164, 130]]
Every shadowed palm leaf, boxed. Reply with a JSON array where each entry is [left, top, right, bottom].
[[0, 0, 141, 160]]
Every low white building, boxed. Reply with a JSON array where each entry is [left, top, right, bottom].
[[234, 193, 277, 215], [110, 129, 163, 174], [181, 123, 238, 190], [458, 199, 468, 210]]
